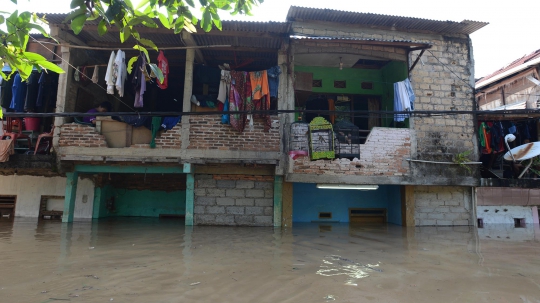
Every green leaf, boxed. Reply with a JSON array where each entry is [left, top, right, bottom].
[[184, 19, 197, 33], [0, 107, 3, 120], [27, 24, 49, 37], [199, 0, 208, 6], [0, 15, 5, 25], [63, 7, 87, 23], [70, 14, 87, 34], [185, 0, 195, 7], [105, 1, 121, 22], [10, 0, 17, 4], [120, 26, 131, 43], [201, 9, 212, 32], [214, 0, 228, 8], [133, 45, 150, 63], [37, 60, 65, 74], [135, 0, 150, 9], [131, 28, 140, 40], [139, 38, 158, 52], [127, 56, 138, 74], [148, 63, 164, 84], [23, 52, 47, 62], [211, 12, 221, 30], [98, 19, 108, 36], [158, 12, 171, 29], [70, 0, 84, 9]]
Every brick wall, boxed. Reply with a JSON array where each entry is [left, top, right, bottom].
[[194, 174, 274, 226], [414, 186, 473, 226], [292, 128, 411, 177], [58, 123, 107, 147], [130, 124, 182, 149], [188, 115, 280, 151]]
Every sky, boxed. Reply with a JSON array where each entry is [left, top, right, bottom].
[[5, 0, 540, 78]]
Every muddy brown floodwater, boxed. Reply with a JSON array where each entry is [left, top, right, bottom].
[[1, 218, 540, 303]]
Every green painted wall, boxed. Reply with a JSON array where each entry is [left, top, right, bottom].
[[381, 61, 408, 127], [294, 65, 383, 95], [110, 189, 186, 217]]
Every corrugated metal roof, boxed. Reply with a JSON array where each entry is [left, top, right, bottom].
[[286, 6, 488, 35], [291, 35, 430, 47], [476, 49, 540, 87]]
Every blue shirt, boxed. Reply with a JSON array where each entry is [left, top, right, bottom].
[[267, 66, 281, 98], [10, 73, 27, 112]]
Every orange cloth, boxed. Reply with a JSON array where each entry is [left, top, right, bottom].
[[249, 71, 269, 100], [0, 139, 14, 162], [328, 99, 335, 124]]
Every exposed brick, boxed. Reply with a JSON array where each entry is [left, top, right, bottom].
[[255, 198, 273, 207], [226, 206, 245, 215], [245, 206, 264, 215], [206, 206, 225, 214], [236, 198, 255, 206], [216, 180, 236, 189], [254, 216, 273, 225], [216, 197, 235, 206], [245, 189, 265, 198]]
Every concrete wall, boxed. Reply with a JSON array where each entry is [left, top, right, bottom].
[[106, 189, 186, 217], [194, 174, 274, 226], [414, 186, 473, 226], [477, 206, 536, 225], [477, 187, 540, 206], [292, 183, 402, 225], [0, 175, 94, 219]]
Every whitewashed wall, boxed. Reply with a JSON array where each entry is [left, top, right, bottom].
[[0, 175, 94, 219]]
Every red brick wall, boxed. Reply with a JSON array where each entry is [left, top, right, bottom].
[[293, 128, 411, 176], [130, 124, 182, 149], [188, 115, 280, 151], [58, 123, 107, 147]]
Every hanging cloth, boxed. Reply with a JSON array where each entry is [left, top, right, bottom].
[[478, 122, 492, 154], [157, 51, 169, 89], [229, 71, 247, 133], [161, 116, 181, 130], [91, 65, 99, 84], [221, 93, 230, 124], [217, 70, 231, 103], [249, 70, 271, 132], [150, 116, 162, 148], [104, 51, 116, 94], [10, 73, 27, 112], [24, 72, 39, 112], [132, 55, 147, 108], [267, 66, 281, 99], [35, 71, 47, 107], [403, 78, 415, 110], [114, 50, 127, 97], [0, 139, 14, 162], [0, 76, 15, 109]]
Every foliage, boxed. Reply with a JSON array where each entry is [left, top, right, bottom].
[[453, 150, 473, 174], [0, 0, 263, 83]]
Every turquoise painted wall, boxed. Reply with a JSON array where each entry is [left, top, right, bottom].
[[111, 189, 186, 217], [294, 65, 384, 95], [381, 61, 408, 127], [292, 183, 402, 225]]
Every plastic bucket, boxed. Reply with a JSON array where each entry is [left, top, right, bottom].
[[24, 117, 41, 132]]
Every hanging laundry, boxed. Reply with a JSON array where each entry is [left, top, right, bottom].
[[114, 50, 127, 97], [132, 54, 147, 108], [157, 50, 169, 89], [217, 70, 231, 103], [249, 70, 271, 132], [221, 93, 230, 124], [490, 122, 504, 153], [150, 116, 163, 148], [35, 72, 47, 107], [10, 73, 27, 112], [0, 76, 15, 109], [104, 51, 116, 94], [91, 65, 99, 84], [229, 71, 247, 133], [393, 79, 413, 122], [161, 116, 181, 130], [478, 122, 492, 154], [403, 78, 415, 110], [74, 66, 81, 82], [24, 72, 39, 112], [267, 66, 281, 98]]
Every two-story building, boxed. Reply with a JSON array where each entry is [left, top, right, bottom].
[[0, 6, 488, 228]]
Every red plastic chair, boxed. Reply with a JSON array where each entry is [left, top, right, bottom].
[[1, 118, 32, 149], [34, 125, 55, 155]]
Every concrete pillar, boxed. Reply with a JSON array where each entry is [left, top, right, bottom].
[[273, 176, 283, 227], [62, 172, 79, 223], [401, 185, 415, 227], [181, 48, 195, 150], [282, 181, 293, 228], [185, 173, 194, 226], [53, 46, 72, 149]]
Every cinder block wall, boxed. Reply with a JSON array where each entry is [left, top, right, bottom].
[[414, 186, 473, 226], [194, 174, 274, 226]]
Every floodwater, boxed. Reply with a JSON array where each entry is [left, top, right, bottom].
[[1, 219, 540, 303]]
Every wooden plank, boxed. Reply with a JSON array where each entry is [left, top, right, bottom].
[[401, 185, 415, 227], [282, 181, 293, 227], [62, 172, 78, 223], [194, 164, 275, 175], [273, 176, 283, 227]]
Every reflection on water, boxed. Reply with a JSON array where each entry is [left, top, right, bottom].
[[0, 218, 539, 302]]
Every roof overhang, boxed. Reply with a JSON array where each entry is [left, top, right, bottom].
[[290, 35, 432, 50]]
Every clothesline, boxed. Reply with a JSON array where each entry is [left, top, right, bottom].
[[36, 40, 232, 51]]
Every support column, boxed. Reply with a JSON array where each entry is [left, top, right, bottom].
[[401, 185, 415, 227], [92, 187, 102, 219], [63, 172, 79, 223], [185, 173, 194, 226], [181, 49, 195, 150], [282, 181, 293, 228], [273, 176, 283, 227]]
